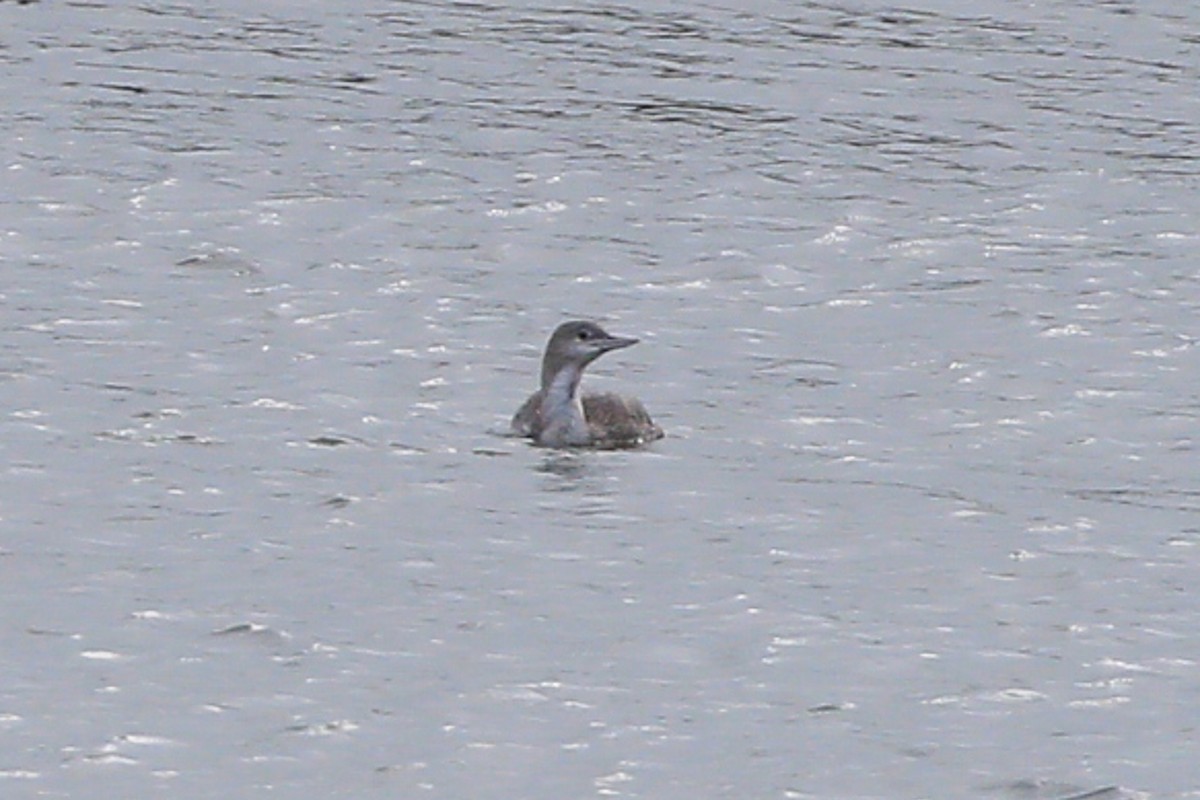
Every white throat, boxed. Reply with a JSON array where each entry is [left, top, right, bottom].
[[537, 362, 590, 445]]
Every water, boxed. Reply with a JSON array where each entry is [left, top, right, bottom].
[[2, 1, 1197, 797]]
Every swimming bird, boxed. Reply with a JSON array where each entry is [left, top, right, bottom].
[[512, 320, 664, 449]]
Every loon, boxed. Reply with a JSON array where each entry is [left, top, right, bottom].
[[512, 320, 664, 449]]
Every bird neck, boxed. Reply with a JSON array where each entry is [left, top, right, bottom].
[[539, 359, 588, 439]]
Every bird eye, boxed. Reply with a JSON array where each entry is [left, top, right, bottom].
[[577, 330, 590, 340]]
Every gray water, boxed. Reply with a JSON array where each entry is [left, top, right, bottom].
[[2, 1, 1197, 798]]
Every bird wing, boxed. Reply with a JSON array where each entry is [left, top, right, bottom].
[[581, 392, 664, 447]]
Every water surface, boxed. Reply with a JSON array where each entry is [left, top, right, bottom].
[[2, 1, 1198, 798]]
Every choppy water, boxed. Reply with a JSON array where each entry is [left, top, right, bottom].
[[2, 1, 1198, 798]]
